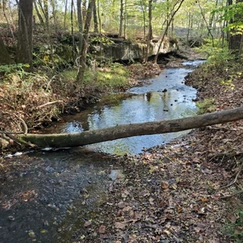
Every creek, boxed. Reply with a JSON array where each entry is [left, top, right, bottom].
[[44, 60, 204, 155], [0, 60, 204, 243]]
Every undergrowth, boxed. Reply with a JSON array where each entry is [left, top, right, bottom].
[[196, 98, 216, 114], [61, 63, 131, 92], [0, 63, 131, 135], [225, 209, 243, 242]]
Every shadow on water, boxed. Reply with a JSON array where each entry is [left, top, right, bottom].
[[0, 60, 205, 243]]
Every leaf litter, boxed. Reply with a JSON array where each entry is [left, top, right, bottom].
[[70, 61, 243, 242]]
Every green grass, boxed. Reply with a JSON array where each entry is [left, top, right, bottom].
[[61, 63, 131, 92], [196, 98, 216, 114]]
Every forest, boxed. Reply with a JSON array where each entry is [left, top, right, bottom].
[[1, 0, 243, 242], [0, 0, 242, 145]]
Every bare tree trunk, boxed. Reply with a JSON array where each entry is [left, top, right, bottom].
[[0, 34, 12, 64], [144, 0, 152, 62], [141, 1, 146, 39], [0, 0, 7, 9], [82, 0, 87, 23], [197, 0, 214, 46], [50, 0, 57, 31], [123, 0, 127, 39], [18, 106, 243, 148], [43, 0, 49, 30], [37, 0, 48, 30], [154, 0, 185, 64], [76, 0, 95, 83], [16, 0, 33, 70], [93, 0, 98, 32], [186, 12, 192, 44], [64, 0, 68, 28], [34, 0, 44, 25], [208, 0, 219, 33], [71, 0, 75, 62], [2, 1, 15, 39], [147, 0, 152, 40], [228, 0, 243, 57], [77, 0, 83, 52], [97, 0, 101, 33], [119, 0, 124, 37]]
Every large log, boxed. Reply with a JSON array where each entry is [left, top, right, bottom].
[[18, 106, 243, 148]]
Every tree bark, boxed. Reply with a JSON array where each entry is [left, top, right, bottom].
[[119, 0, 124, 37], [228, 0, 243, 56], [18, 106, 243, 148], [93, 0, 99, 32], [76, 0, 95, 83], [43, 0, 49, 30], [0, 35, 12, 64], [77, 0, 83, 52], [154, 0, 185, 63], [34, 0, 44, 26], [16, 0, 33, 70]]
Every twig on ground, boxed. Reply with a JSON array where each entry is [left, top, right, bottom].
[[220, 190, 243, 199], [37, 100, 63, 109], [221, 157, 243, 189]]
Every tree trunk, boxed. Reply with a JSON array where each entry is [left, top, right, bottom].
[[93, 0, 99, 32], [64, 0, 68, 28], [144, 0, 152, 62], [119, 0, 124, 37], [71, 0, 75, 63], [228, 0, 243, 56], [77, 0, 83, 52], [197, 0, 214, 46], [18, 106, 243, 148], [43, 0, 49, 30], [97, 0, 101, 33], [76, 0, 95, 83], [154, 0, 185, 64], [16, 0, 33, 70], [82, 0, 87, 23], [50, 0, 57, 31], [34, 0, 44, 26], [0, 35, 12, 64], [148, 0, 153, 38]]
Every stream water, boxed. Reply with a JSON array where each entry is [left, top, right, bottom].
[[44, 60, 204, 155], [0, 60, 204, 243]]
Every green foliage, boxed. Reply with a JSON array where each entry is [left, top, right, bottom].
[[91, 36, 114, 46], [0, 64, 30, 79], [196, 98, 216, 114], [221, 70, 243, 91], [213, 2, 243, 35], [197, 38, 234, 65], [61, 69, 77, 81], [215, 2, 243, 23], [96, 63, 130, 91], [225, 210, 243, 242], [221, 79, 235, 90], [60, 63, 131, 92], [33, 44, 72, 70]]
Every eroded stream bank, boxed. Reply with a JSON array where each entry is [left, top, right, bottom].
[[0, 61, 204, 243]]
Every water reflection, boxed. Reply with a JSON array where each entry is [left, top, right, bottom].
[[55, 61, 203, 155]]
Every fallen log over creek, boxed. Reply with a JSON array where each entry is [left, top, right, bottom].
[[17, 106, 243, 148]]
